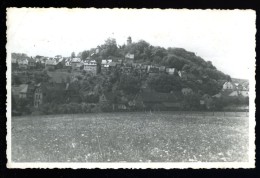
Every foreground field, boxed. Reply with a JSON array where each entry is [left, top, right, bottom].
[[12, 112, 249, 162]]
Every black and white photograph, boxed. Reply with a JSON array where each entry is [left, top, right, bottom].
[[6, 8, 256, 168]]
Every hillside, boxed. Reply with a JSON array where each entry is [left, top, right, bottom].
[[12, 37, 246, 115], [78, 38, 232, 96]]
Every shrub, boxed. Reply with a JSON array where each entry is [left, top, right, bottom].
[[100, 102, 113, 112]]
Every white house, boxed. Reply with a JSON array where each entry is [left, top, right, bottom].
[[18, 59, 28, 69], [45, 58, 57, 70], [101, 59, 112, 72], [125, 53, 134, 59], [166, 68, 175, 75], [84, 60, 97, 75], [229, 91, 239, 97], [71, 58, 83, 70], [239, 90, 249, 97], [223, 81, 235, 90]]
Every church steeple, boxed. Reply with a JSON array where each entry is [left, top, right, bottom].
[[127, 36, 132, 45]]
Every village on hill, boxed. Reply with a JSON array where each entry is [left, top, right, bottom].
[[11, 37, 249, 115]]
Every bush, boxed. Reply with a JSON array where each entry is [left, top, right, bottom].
[[100, 102, 113, 112]]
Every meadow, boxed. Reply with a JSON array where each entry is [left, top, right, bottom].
[[11, 112, 249, 162]]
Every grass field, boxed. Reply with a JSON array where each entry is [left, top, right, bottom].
[[11, 112, 249, 162]]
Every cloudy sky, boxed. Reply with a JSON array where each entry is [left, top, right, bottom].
[[7, 8, 255, 79]]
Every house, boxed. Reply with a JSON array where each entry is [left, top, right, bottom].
[[108, 61, 118, 71], [159, 66, 166, 73], [181, 88, 193, 96], [64, 58, 72, 69], [12, 84, 28, 99], [222, 81, 235, 90], [71, 58, 83, 70], [122, 63, 132, 73], [54, 55, 65, 69], [229, 91, 239, 97], [200, 94, 213, 109], [12, 84, 35, 103], [101, 59, 112, 73], [83, 60, 97, 75], [34, 84, 43, 108], [35, 56, 47, 65], [18, 59, 28, 69], [166, 68, 175, 75], [33, 82, 67, 108], [148, 66, 159, 74], [45, 58, 57, 70], [99, 92, 118, 110], [27, 57, 36, 69], [242, 82, 249, 91], [239, 90, 249, 97], [125, 53, 134, 63], [11, 57, 18, 69]]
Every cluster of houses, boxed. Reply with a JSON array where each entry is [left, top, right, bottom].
[[198, 80, 249, 110], [215, 81, 249, 98], [11, 55, 98, 75], [11, 52, 185, 78]]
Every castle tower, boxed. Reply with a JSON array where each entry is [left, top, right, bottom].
[[127, 36, 132, 45]]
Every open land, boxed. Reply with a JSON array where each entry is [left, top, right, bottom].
[[11, 112, 249, 162]]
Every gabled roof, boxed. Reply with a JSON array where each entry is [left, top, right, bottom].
[[18, 58, 28, 64], [223, 81, 236, 87], [166, 68, 175, 72], [108, 62, 117, 67], [20, 84, 28, 93], [71, 58, 81, 63], [45, 58, 57, 65], [125, 53, 134, 59], [27, 57, 35, 63], [84, 60, 97, 66], [159, 66, 166, 71], [12, 84, 28, 96], [101, 59, 112, 65]]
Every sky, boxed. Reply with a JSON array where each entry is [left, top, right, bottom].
[[7, 8, 256, 79]]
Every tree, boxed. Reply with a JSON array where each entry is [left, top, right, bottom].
[[100, 38, 119, 58], [81, 50, 90, 60], [148, 74, 182, 93], [34, 71, 49, 83], [71, 52, 76, 58], [182, 93, 200, 110], [119, 74, 141, 94], [163, 55, 187, 70]]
